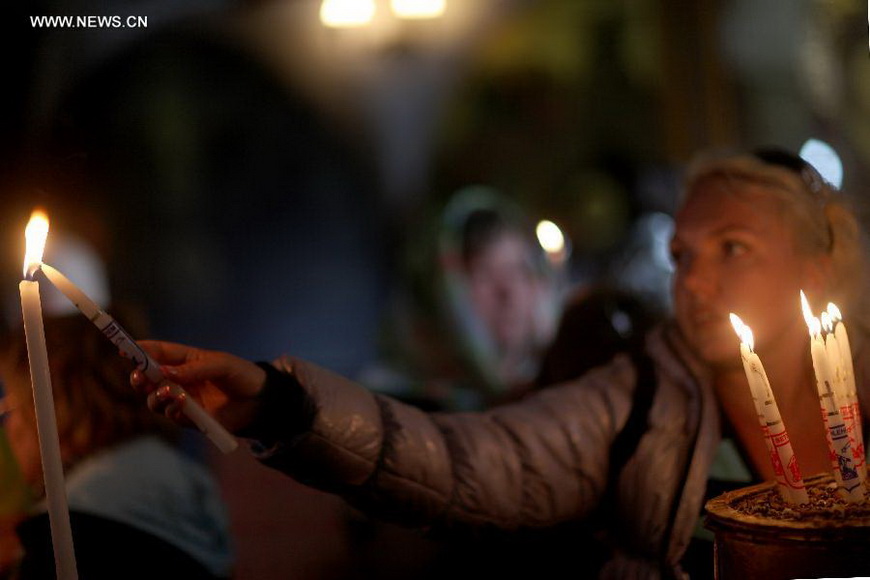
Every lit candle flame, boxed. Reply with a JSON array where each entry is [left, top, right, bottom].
[[800, 290, 815, 327], [800, 290, 825, 337], [821, 311, 834, 334], [23, 209, 49, 279], [809, 316, 822, 337], [729, 313, 754, 351], [827, 302, 842, 323]]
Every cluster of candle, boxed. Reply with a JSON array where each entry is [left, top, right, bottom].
[[801, 291, 866, 500], [730, 291, 867, 506], [17, 210, 239, 579]]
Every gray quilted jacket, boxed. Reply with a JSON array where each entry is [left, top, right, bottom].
[[258, 323, 722, 579]]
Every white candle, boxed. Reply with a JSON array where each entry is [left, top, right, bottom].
[[828, 302, 865, 480], [801, 292, 865, 501], [730, 314, 807, 504], [36, 263, 238, 454], [20, 211, 78, 579]]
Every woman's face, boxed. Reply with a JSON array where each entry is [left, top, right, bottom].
[[670, 177, 818, 368]]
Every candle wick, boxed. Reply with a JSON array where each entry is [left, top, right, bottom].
[[24, 262, 41, 281]]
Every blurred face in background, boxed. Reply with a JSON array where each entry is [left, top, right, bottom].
[[466, 231, 541, 355], [670, 175, 818, 369]]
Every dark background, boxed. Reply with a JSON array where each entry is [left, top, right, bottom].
[[0, 1, 868, 577]]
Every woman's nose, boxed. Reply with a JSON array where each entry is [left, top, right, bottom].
[[679, 255, 717, 297]]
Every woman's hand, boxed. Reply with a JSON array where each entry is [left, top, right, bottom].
[[130, 340, 267, 434]]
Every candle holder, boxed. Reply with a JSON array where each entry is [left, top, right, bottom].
[[704, 472, 870, 580]]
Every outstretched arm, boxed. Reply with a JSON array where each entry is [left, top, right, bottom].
[[133, 340, 634, 533]]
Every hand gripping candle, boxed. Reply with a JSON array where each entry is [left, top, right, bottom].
[[19, 211, 79, 580], [730, 314, 808, 504], [26, 210, 238, 454], [801, 292, 865, 502], [36, 263, 238, 454]]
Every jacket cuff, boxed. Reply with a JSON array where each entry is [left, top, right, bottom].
[[236, 361, 313, 452]]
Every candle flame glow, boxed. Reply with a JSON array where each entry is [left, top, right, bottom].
[[827, 302, 842, 323], [821, 311, 834, 334], [809, 316, 822, 337], [23, 209, 49, 279], [800, 290, 815, 327], [729, 313, 754, 351]]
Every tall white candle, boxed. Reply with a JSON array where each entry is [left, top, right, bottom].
[[821, 312, 865, 484], [730, 314, 807, 504], [828, 302, 865, 480], [801, 292, 865, 501], [19, 211, 78, 580], [36, 263, 238, 454]]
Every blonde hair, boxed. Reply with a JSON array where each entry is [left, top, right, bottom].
[[681, 149, 870, 332]]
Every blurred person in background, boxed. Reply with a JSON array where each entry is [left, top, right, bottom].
[[0, 312, 234, 580], [361, 185, 563, 412]]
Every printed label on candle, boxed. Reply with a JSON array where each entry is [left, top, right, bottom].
[[771, 431, 790, 447], [787, 455, 804, 488], [92, 312, 160, 382], [100, 320, 146, 367], [769, 449, 784, 476]]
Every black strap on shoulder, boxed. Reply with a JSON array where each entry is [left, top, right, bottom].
[[609, 351, 658, 478], [594, 350, 658, 523]]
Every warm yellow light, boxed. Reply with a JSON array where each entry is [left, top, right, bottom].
[[800, 290, 814, 327], [820, 311, 834, 334], [536, 220, 565, 255], [827, 302, 842, 323], [24, 209, 49, 278], [800, 290, 824, 337], [729, 313, 754, 351], [320, 0, 376, 28], [390, 0, 445, 19]]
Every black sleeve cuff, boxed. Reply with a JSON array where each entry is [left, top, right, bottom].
[[235, 361, 314, 448]]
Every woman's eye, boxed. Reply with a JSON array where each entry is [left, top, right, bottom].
[[723, 241, 747, 257]]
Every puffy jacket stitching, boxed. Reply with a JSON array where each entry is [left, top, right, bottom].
[[432, 419, 521, 529]]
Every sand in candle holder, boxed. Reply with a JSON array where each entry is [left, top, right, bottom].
[[704, 472, 870, 580]]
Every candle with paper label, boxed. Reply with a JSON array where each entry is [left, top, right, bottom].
[[827, 302, 865, 479], [801, 291, 865, 501], [821, 310, 865, 483], [19, 210, 78, 579], [27, 211, 238, 454], [37, 263, 238, 454], [730, 314, 807, 504]]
